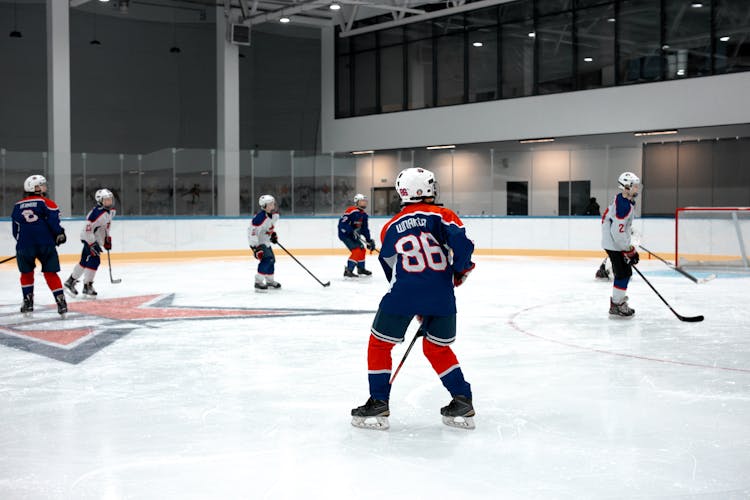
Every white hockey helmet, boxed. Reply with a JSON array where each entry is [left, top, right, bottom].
[[395, 167, 438, 203], [259, 194, 276, 209], [95, 188, 114, 206], [618, 172, 641, 190], [24, 174, 47, 194], [353, 193, 368, 204]]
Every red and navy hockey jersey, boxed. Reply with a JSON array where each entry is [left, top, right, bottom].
[[12, 195, 64, 249], [338, 206, 371, 242], [377, 202, 474, 316]]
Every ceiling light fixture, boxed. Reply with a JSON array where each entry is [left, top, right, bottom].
[[607, 17, 616, 23], [583, 57, 593, 62], [426, 145, 455, 150], [720, 36, 730, 42], [691, 2, 703, 7], [527, 32, 536, 38], [633, 130, 678, 137], [519, 138, 555, 144], [329, 3, 341, 10], [351, 150, 374, 155], [279, 17, 291, 23], [9, 1, 22, 39], [472, 41, 483, 47]]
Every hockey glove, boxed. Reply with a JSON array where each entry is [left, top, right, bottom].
[[270, 232, 278, 244], [89, 242, 102, 257], [366, 239, 376, 251], [453, 262, 476, 288], [623, 247, 639, 265], [55, 229, 67, 246], [104, 236, 112, 250], [251, 246, 264, 260]]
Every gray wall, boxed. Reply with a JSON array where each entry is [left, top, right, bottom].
[[0, 4, 321, 154]]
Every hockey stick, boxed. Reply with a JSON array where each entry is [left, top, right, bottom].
[[0, 255, 16, 264], [632, 265, 703, 322], [389, 328, 424, 385], [275, 241, 330, 287], [359, 235, 379, 254], [106, 250, 122, 284], [638, 245, 715, 284]]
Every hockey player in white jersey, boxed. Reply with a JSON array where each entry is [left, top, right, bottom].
[[601, 172, 640, 318], [248, 194, 281, 291], [64, 188, 115, 298]]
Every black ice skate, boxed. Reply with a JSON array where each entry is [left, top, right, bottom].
[[55, 294, 68, 318], [440, 395, 476, 430], [64, 276, 79, 296], [595, 265, 610, 281], [266, 281, 281, 289], [351, 398, 390, 430], [82, 282, 98, 298], [20, 293, 34, 316], [609, 297, 635, 319], [343, 268, 358, 278], [357, 268, 372, 276], [254, 282, 268, 292]]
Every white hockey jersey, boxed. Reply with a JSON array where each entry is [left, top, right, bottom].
[[80, 206, 114, 246], [248, 210, 279, 247], [601, 193, 635, 251]]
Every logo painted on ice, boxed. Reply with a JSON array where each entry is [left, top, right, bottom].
[[0, 294, 373, 364]]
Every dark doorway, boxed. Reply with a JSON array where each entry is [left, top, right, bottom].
[[372, 187, 402, 216], [507, 181, 529, 215], [559, 180, 591, 215]]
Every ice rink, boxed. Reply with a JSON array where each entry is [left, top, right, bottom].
[[1, 254, 749, 499]]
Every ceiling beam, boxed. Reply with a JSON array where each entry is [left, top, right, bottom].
[[340, 0, 516, 37], [246, 0, 327, 25]]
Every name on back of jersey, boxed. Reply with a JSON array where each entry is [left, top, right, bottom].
[[395, 217, 427, 233], [18, 201, 38, 209]]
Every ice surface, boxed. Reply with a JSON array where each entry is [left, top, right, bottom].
[[1, 255, 749, 499]]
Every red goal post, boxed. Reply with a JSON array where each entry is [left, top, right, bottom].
[[675, 207, 750, 270]]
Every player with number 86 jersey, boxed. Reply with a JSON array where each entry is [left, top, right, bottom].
[[351, 167, 477, 431], [378, 201, 474, 316]]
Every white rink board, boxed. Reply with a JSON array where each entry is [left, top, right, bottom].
[[1, 216, 676, 256]]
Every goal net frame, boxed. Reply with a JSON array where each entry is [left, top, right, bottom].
[[675, 207, 750, 270]]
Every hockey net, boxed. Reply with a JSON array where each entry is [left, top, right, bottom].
[[675, 207, 750, 270]]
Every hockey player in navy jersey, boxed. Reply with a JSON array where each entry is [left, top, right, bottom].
[[64, 189, 115, 298], [248, 194, 281, 291], [338, 193, 377, 278], [351, 167, 476, 430], [601, 172, 641, 318], [11, 175, 68, 317]]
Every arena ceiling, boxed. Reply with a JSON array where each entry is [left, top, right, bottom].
[[61, 0, 514, 36]]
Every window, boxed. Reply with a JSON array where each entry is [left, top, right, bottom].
[[618, 0, 663, 84], [353, 50, 377, 115], [714, 0, 750, 73], [407, 39, 433, 109], [537, 12, 574, 94], [500, 19, 534, 98], [576, 4, 615, 89], [380, 45, 404, 112], [664, 0, 711, 79], [468, 28, 498, 102], [436, 33, 465, 106]]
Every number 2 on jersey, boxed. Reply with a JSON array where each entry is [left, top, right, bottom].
[[396, 232, 448, 272]]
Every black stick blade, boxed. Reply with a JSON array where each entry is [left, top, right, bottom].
[[678, 314, 704, 323], [323, 282, 331, 287]]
